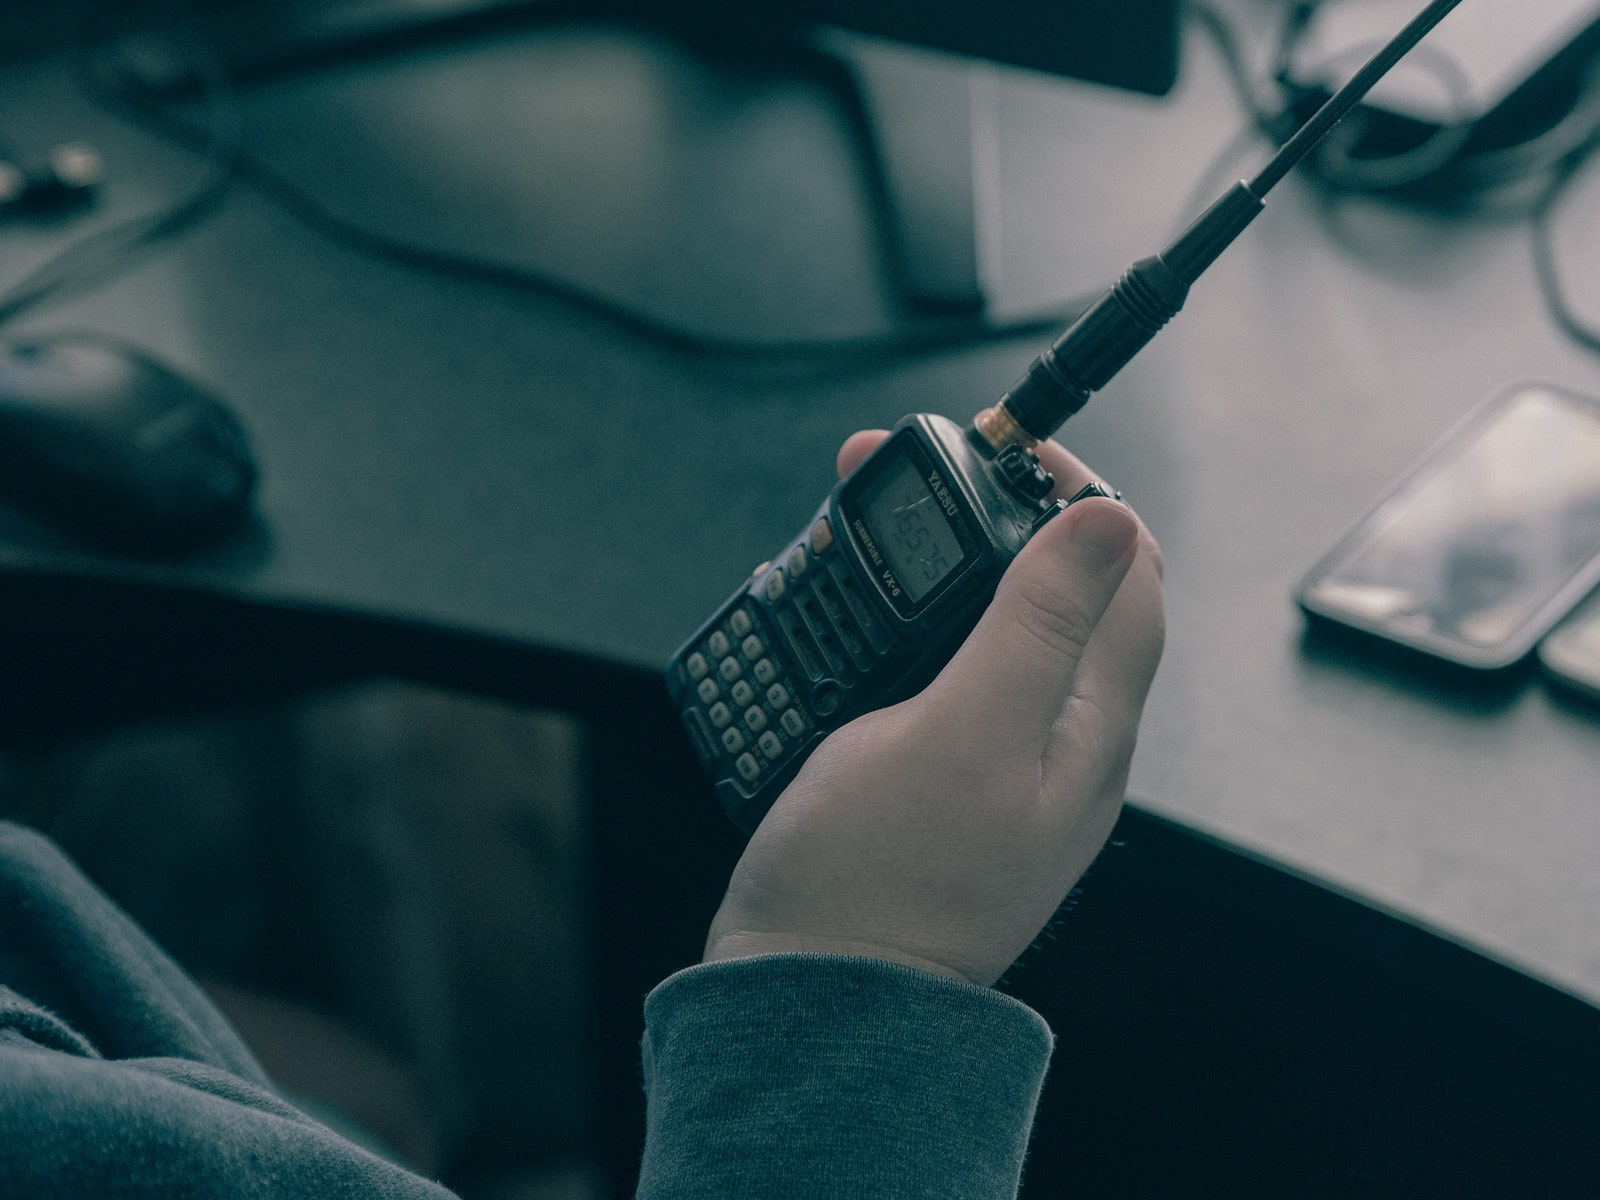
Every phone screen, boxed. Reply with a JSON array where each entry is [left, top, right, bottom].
[[1298, 384, 1600, 667]]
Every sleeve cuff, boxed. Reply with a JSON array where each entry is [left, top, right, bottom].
[[637, 953, 1054, 1199]]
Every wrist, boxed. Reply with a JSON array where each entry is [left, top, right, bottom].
[[703, 928, 978, 984]]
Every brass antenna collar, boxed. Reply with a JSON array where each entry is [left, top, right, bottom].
[[972, 403, 1039, 454]]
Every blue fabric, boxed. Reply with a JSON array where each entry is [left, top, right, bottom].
[[0, 822, 1055, 1197]]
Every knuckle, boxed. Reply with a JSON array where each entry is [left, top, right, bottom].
[[1042, 692, 1141, 791], [1071, 691, 1138, 761], [1009, 573, 1097, 661]]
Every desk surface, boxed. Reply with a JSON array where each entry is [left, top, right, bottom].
[[2, 15, 1598, 1003]]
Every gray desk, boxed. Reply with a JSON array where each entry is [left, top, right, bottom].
[[2, 17, 1598, 1013]]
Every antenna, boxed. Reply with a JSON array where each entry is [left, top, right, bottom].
[[974, 0, 1467, 450]]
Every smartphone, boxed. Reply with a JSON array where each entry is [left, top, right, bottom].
[[1539, 587, 1600, 701], [1296, 383, 1600, 669]]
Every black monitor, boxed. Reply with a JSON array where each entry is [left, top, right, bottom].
[[793, 0, 1180, 96], [71, 0, 1179, 95]]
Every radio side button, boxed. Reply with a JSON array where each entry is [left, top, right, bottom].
[[764, 568, 786, 602], [810, 518, 833, 555], [810, 679, 843, 717], [787, 546, 808, 578]]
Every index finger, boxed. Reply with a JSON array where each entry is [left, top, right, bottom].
[[837, 429, 888, 479]]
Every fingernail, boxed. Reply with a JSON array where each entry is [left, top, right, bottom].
[[1066, 500, 1137, 569]]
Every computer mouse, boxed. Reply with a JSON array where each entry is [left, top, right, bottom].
[[0, 333, 257, 556]]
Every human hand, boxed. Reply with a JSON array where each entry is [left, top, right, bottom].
[[703, 431, 1165, 987]]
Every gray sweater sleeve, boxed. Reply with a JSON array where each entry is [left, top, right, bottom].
[[0, 821, 1054, 1198], [637, 954, 1055, 1199], [0, 821, 455, 1199]]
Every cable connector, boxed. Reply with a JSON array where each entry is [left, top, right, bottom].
[[985, 181, 1263, 446]]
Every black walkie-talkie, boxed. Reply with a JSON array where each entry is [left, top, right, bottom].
[[667, 411, 1100, 832], [667, 0, 1465, 832]]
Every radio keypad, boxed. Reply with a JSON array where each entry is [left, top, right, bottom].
[[682, 600, 814, 793]]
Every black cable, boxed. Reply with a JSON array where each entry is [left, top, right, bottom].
[[1184, 2, 1318, 197], [1417, 60, 1600, 195], [82, 34, 1092, 365], [1532, 140, 1600, 354], [1188, 1, 1295, 143], [1176, 1, 1324, 229], [976, 0, 1523, 441], [1188, 1, 1474, 195], [1195, 0, 1600, 361], [1248, 0, 1466, 196], [0, 2, 239, 330], [1182, 2, 1478, 220], [1271, 3, 1322, 86], [1300, 41, 1477, 192], [0, 4, 1098, 364], [209, 144, 1084, 360], [46, 0, 1590, 367]]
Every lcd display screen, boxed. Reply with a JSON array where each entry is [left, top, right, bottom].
[[859, 455, 965, 604], [1300, 384, 1600, 663]]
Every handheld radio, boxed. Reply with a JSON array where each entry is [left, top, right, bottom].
[[667, 0, 1465, 833]]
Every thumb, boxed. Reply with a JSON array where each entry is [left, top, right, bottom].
[[925, 498, 1141, 754]]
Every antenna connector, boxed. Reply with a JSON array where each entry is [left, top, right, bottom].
[[986, 181, 1265, 444]]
